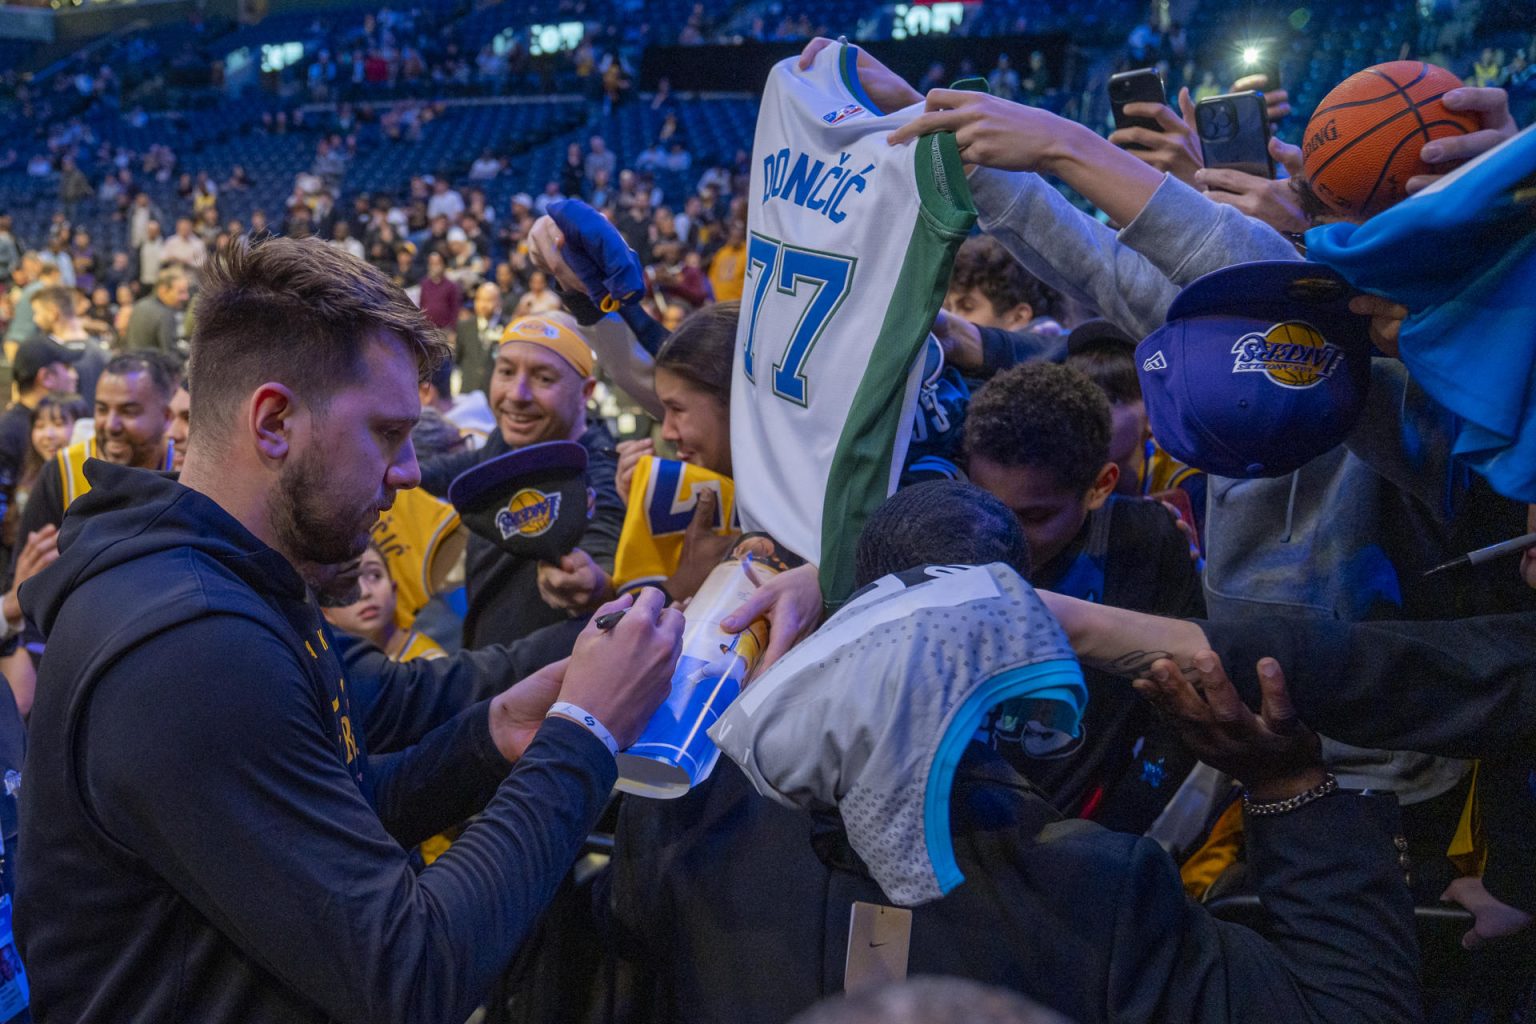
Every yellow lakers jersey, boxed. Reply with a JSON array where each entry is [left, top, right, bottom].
[[58, 437, 174, 507], [371, 487, 467, 628], [1142, 440, 1201, 496], [391, 628, 447, 663], [612, 457, 738, 591]]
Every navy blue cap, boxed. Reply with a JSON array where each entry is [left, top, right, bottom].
[[448, 441, 593, 561], [1135, 261, 1374, 479]]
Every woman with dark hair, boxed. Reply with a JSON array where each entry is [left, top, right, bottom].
[[8, 393, 90, 548], [1, 392, 90, 714], [608, 301, 740, 603], [622, 299, 738, 484]]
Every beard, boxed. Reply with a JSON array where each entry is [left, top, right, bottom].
[[97, 429, 163, 469], [268, 445, 379, 571]]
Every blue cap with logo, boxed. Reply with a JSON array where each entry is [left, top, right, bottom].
[[448, 441, 594, 561], [1134, 261, 1375, 479]]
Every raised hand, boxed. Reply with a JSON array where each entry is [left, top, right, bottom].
[[1134, 651, 1325, 802], [1406, 87, 1518, 194], [1196, 140, 1312, 235], [557, 587, 684, 749], [614, 438, 654, 503], [1231, 73, 1292, 122], [1111, 87, 1204, 185], [719, 562, 823, 678], [888, 89, 1071, 173], [798, 38, 921, 112]]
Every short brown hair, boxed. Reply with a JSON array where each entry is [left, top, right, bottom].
[[29, 285, 74, 316], [655, 300, 738, 401], [189, 235, 446, 443], [949, 235, 1059, 320]]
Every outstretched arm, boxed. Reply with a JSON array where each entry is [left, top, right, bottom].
[[1128, 654, 1420, 1024], [1043, 591, 1536, 759]]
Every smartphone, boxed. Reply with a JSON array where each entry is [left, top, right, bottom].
[[1195, 91, 1273, 178], [1236, 46, 1282, 95], [1109, 68, 1167, 149]]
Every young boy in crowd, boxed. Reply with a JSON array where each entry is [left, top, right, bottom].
[[963, 362, 1202, 830], [322, 544, 446, 663], [1062, 319, 1206, 536], [943, 234, 1063, 334]]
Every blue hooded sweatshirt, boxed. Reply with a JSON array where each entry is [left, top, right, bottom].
[[15, 461, 615, 1023]]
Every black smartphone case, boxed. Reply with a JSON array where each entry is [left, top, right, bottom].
[[1196, 91, 1273, 178]]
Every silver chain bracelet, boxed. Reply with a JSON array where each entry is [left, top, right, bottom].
[[1243, 773, 1339, 817]]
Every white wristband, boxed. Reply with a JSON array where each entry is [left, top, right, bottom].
[[547, 701, 619, 757]]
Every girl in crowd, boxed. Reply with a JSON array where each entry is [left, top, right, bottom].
[[7, 394, 87, 550], [2, 393, 89, 714], [613, 301, 740, 604], [321, 544, 446, 663]]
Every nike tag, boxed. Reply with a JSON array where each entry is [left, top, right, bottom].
[[844, 901, 912, 994]]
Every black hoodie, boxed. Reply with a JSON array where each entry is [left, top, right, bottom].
[[609, 748, 1421, 1024], [16, 462, 617, 1024]]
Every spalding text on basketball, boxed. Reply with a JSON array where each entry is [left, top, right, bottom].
[[1303, 118, 1339, 160]]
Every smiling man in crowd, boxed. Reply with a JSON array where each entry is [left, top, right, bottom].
[[15, 350, 175, 545], [420, 313, 625, 652]]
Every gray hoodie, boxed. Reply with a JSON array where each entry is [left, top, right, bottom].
[[970, 169, 1468, 803]]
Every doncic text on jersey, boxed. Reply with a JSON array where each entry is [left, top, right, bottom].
[[761, 148, 876, 224]]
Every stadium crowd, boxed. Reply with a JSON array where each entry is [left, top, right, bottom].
[[0, 2, 1532, 1023]]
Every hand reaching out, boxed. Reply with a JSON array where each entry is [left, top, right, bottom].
[[1134, 651, 1325, 802], [1196, 137, 1311, 235], [798, 38, 921, 112], [663, 489, 738, 604], [888, 89, 1076, 173], [1441, 876, 1534, 950], [1110, 87, 1203, 186], [1406, 87, 1518, 194], [719, 562, 822, 678], [931, 307, 985, 373]]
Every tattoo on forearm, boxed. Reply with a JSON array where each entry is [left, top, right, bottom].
[[1091, 650, 1200, 679]]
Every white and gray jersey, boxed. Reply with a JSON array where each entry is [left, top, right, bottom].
[[730, 42, 975, 604]]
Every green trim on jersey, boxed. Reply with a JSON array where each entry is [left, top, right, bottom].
[[818, 129, 976, 606]]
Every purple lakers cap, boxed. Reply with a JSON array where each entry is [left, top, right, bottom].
[[448, 441, 593, 561], [1135, 261, 1375, 479]]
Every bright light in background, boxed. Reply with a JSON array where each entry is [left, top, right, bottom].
[[529, 22, 585, 57], [1242, 45, 1261, 65], [891, 2, 967, 41], [260, 42, 304, 74]]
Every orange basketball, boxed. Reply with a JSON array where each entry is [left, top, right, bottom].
[[1301, 61, 1477, 220]]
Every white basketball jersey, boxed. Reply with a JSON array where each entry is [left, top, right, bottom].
[[730, 42, 975, 605]]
